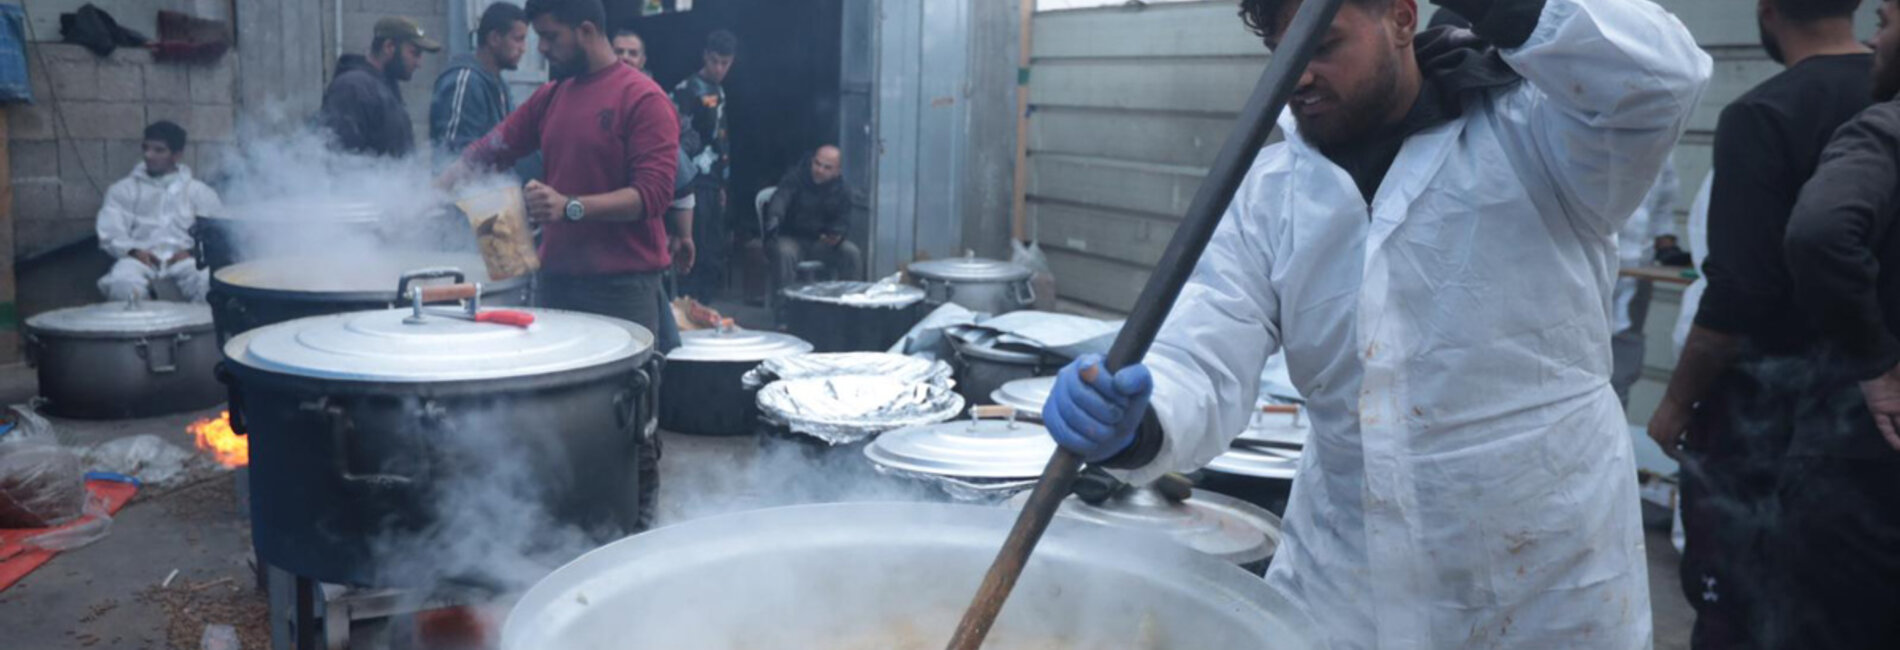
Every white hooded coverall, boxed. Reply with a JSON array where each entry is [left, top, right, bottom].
[[1112, 0, 1710, 647], [95, 163, 223, 302]]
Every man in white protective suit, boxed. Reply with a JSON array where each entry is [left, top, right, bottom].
[[95, 120, 224, 303], [1034, 0, 1709, 648]]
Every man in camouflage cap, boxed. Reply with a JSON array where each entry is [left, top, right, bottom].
[[318, 16, 442, 157]]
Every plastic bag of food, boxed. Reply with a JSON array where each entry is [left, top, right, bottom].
[[457, 185, 540, 281], [0, 440, 87, 528], [0, 403, 56, 446], [22, 490, 112, 551]]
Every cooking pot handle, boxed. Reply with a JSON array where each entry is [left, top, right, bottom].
[[190, 222, 207, 270], [1014, 279, 1037, 306], [302, 398, 416, 489], [214, 363, 247, 437], [134, 334, 186, 374], [396, 267, 469, 301], [21, 333, 39, 368]]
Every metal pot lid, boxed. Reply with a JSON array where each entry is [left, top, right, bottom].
[[27, 300, 213, 335], [951, 330, 1049, 365], [213, 253, 518, 294], [224, 308, 652, 382], [864, 417, 1056, 479], [991, 376, 1056, 415], [1016, 487, 1281, 566], [670, 327, 813, 363], [781, 280, 925, 308], [908, 253, 1032, 283], [1206, 445, 1301, 480]]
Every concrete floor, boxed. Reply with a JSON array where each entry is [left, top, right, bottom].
[[0, 360, 1699, 649]]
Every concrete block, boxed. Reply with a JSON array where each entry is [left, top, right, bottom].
[[143, 63, 190, 103], [47, 57, 98, 101], [5, 104, 55, 140], [185, 104, 234, 142], [58, 139, 107, 186], [62, 102, 147, 140], [10, 140, 58, 180], [37, 44, 100, 64], [189, 59, 235, 104], [60, 183, 105, 222], [145, 101, 189, 126], [11, 179, 61, 221], [107, 47, 152, 66], [96, 61, 143, 102], [103, 139, 144, 179], [25, 54, 50, 103]]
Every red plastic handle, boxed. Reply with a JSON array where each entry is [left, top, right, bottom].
[[473, 310, 536, 328]]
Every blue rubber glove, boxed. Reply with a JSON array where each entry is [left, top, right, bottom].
[[1042, 354, 1154, 462]]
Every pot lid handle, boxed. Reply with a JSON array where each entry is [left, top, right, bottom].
[[1257, 403, 1303, 427], [968, 404, 1019, 423]]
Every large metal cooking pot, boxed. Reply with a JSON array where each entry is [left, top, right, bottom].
[[864, 408, 1056, 502], [659, 326, 811, 436], [207, 254, 530, 343], [192, 200, 473, 272], [25, 300, 223, 419], [220, 294, 657, 587], [909, 253, 1035, 316], [501, 502, 1317, 649], [950, 331, 1065, 407], [780, 281, 927, 353]]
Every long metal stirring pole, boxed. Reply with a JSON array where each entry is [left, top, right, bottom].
[[944, 1, 1348, 647]]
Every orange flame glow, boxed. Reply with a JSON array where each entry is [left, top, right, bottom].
[[189, 411, 248, 468]]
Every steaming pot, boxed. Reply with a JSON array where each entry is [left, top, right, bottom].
[[501, 502, 1317, 649], [207, 254, 530, 343], [908, 253, 1036, 316], [24, 300, 223, 419], [658, 326, 811, 436], [779, 281, 927, 352], [220, 293, 656, 586]]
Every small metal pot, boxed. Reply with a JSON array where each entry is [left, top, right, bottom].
[[908, 253, 1035, 316], [208, 255, 531, 343], [1013, 482, 1282, 574], [949, 333, 1065, 407], [779, 281, 926, 353], [25, 300, 223, 419], [659, 327, 812, 436], [863, 406, 1055, 502]]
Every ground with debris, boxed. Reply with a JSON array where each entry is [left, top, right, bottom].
[[0, 362, 1698, 649]]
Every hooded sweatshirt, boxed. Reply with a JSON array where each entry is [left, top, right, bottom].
[[96, 162, 223, 259], [319, 54, 414, 158], [430, 53, 512, 156]]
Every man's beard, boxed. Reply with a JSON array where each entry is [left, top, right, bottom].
[[1760, 24, 1786, 65], [549, 50, 587, 80], [1295, 53, 1403, 149], [386, 57, 413, 82]]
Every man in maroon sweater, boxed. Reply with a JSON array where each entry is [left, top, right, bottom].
[[441, 0, 677, 530], [444, 0, 679, 347]]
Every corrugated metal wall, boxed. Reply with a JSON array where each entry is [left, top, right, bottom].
[[1025, 0, 1877, 423]]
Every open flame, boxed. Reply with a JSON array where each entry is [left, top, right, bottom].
[[188, 411, 248, 468]]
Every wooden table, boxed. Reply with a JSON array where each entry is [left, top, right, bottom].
[[1619, 266, 1698, 286]]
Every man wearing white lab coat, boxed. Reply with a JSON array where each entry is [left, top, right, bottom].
[[96, 121, 224, 302], [1037, 0, 1709, 647], [1612, 155, 1680, 405]]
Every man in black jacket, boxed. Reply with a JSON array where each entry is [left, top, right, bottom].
[[320, 17, 440, 158], [763, 145, 859, 285], [1776, 1, 1900, 647]]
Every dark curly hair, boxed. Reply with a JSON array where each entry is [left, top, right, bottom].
[[1239, 0, 1390, 41], [1771, 0, 1860, 23]]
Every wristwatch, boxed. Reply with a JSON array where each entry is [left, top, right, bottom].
[[563, 197, 585, 222]]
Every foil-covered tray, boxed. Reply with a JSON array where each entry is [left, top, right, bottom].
[[743, 352, 953, 389], [756, 375, 965, 445], [780, 274, 924, 309]]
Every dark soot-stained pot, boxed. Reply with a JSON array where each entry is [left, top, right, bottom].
[[25, 300, 223, 419], [779, 281, 926, 353], [659, 327, 812, 436], [221, 303, 656, 587]]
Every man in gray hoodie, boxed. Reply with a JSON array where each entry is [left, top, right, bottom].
[[430, 3, 528, 157]]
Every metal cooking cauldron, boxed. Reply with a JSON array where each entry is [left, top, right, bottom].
[[502, 503, 1318, 649], [207, 255, 530, 343]]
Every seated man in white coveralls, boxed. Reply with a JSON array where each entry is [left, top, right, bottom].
[[95, 120, 223, 303], [1036, 0, 1709, 647]]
